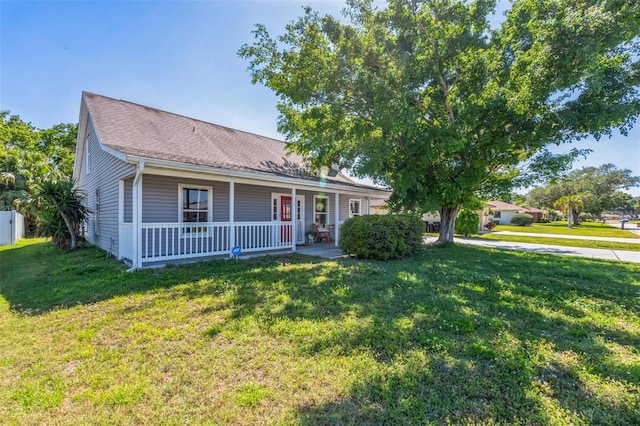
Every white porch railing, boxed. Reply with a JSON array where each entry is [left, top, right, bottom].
[[137, 221, 294, 263]]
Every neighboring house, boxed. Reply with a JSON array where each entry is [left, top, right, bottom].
[[485, 201, 542, 225], [526, 207, 543, 223], [73, 92, 389, 268]]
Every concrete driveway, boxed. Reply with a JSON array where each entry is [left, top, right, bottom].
[[424, 236, 640, 263]]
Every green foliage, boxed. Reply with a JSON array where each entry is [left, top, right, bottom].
[[554, 195, 584, 227], [2, 239, 639, 424], [579, 212, 594, 222], [239, 0, 640, 243], [339, 215, 424, 260], [0, 111, 78, 234], [510, 213, 534, 226], [454, 209, 480, 236], [527, 164, 640, 215], [38, 179, 90, 250]]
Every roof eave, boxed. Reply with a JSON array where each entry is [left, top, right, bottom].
[[124, 155, 391, 196]]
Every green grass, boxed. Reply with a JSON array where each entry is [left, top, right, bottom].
[[1, 238, 639, 424], [476, 234, 640, 251], [493, 221, 640, 238]]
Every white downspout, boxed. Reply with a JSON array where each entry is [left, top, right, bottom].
[[129, 161, 144, 271], [229, 181, 235, 252]]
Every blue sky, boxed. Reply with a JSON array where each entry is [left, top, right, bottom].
[[1, 0, 638, 195]]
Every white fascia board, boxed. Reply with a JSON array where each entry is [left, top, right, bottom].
[[72, 98, 89, 182], [125, 155, 390, 197]]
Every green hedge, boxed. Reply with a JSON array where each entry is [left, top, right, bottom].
[[510, 212, 534, 226], [455, 209, 480, 236], [339, 215, 424, 260]]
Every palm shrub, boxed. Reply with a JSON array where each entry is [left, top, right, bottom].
[[510, 212, 534, 226], [455, 209, 480, 236], [38, 179, 90, 250], [339, 214, 423, 260]]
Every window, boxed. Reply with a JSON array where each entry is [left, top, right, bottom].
[[85, 134, 91, 174], [94, 189, 100, 235], [349, 199, 361, 218], [494, 211, 501, 218], [179, 184, 212, 232], [314, 195, 329, 227]]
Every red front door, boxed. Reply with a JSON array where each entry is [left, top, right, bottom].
[[280, 196, 292, 242]]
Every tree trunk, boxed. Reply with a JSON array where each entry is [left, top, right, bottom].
[[436, 204, 462, 244], [567, 206, 573, 228], [53, 203, 78, 250]]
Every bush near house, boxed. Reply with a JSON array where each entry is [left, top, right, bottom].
[[455, 209, 480, 236], [484, 221, 497, 230], [339, 214, 423, 260], [510, 213, 534, 226]]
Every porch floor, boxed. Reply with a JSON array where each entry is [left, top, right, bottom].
[[237, 242, 345, 261], [137, 242, 345, 268], [294, 242, 345, 259]]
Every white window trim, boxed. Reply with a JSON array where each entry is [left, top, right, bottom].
[[349, 199, 362, 218], [178, 184, 213, 234], [94, 189, 100, 235], [85, 134, 91, 174], [313, 195, 330, 226]]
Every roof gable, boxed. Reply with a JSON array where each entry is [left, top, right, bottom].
[[82, 92, 361, 187]]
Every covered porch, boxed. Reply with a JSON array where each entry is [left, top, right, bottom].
[[117, 165, 385, 268]]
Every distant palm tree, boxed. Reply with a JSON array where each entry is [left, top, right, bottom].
[[554, 195, 584, 228]]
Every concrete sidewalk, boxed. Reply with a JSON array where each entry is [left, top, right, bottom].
[[424, 236, 640, 263], [484, 230, 640, 244]]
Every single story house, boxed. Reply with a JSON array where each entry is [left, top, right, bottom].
[[73, 92, 389, 268], [525, 207, 544, 223], [485, 201, 542, 225]]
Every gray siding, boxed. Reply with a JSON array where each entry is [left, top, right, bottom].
[[142, 175, 230, 223], [124, 179, 133, 222], [234, 183, 276, 222], [76, 120, 134, 258], [341, 197, 363, 221]]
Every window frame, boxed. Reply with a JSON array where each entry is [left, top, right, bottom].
[[349, 199, 362, 218], [85, 133, 91, 174], [313, 195, 329, 227], [178, 184, 213, 234], [94, 189, 100, 235]]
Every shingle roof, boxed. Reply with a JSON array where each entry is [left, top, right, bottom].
[[83, 92, 365, 188], [486, 200, 526, 211]]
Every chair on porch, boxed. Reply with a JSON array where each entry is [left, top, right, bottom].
[[312, 223, 332, 243]]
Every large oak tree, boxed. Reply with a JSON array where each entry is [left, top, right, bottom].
[[239, 0, 640, 243]]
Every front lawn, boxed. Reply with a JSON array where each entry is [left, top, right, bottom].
[[492, 221, 640, 238], [1, 239, 639, 424]]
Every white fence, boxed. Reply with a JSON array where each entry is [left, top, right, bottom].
[[0, 211, 25, 246], [132, 221, 294, 263]]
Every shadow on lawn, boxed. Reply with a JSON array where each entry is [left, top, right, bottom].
[[2, 241, 638, 423], [205, 245, 639, 424]]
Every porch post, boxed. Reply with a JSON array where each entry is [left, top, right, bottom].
[[334, 192, 340, 247], [366, 196, 370, 215], [132, 174, 143, 268], [292, 187, 296, 252], [229, 181, 235, 251]]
